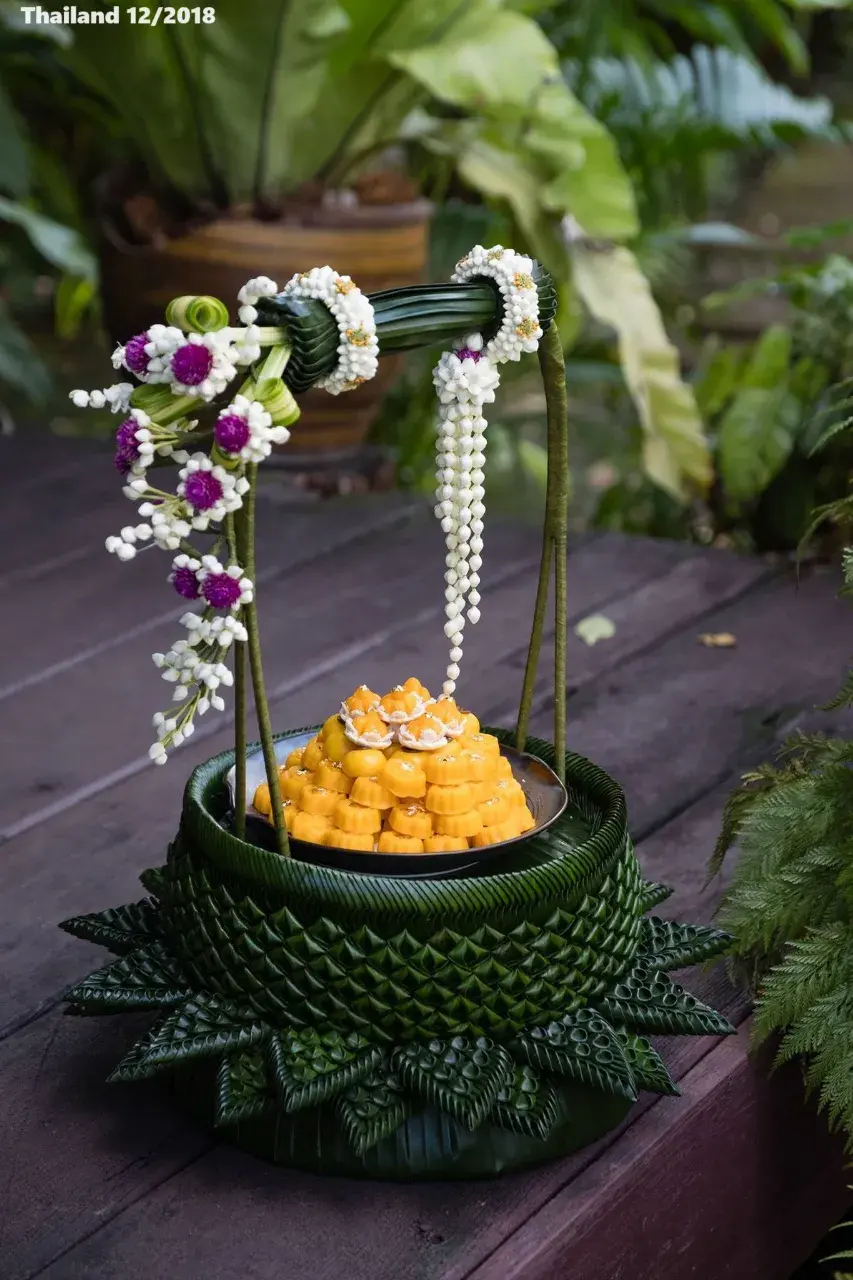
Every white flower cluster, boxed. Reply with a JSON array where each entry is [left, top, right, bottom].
[[451, 245, 542, 361], [431, 247, 543, 695], [111, 324, 240, 403], [215, 394, 291, 462], [236, 275, 279, 325], [280, 266, 379, 395], [69, 383, 134, 412]]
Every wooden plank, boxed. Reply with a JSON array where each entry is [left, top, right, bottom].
[[523, 562, 852, 839], [0, 972, 744, 1280], [0, 490, 418, 687], [465, 1025, 848, 1280], [0, 535, 701, 1031], [0, 544, 842, 1280], [0, 515, 544, 833]]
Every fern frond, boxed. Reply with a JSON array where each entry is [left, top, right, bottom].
[[753, 923, 853, 1050]]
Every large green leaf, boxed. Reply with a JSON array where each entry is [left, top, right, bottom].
[[176, 0, 352, 201], [0, 77, 28, 197], [0, 197, 96, 279], [61, 4, 217, 200], [572, 239, 712, 500], [0, 298, 51, 401], [718, 385, 800, 504], [391, 4, 636, 239]]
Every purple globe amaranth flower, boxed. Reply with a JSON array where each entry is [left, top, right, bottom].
[[183, 470, 224, 512], [171, 567, 200, 600], [456, 347, 482, 363], [114, 416, 140, 475], [124, 333, 151, 377], [171, 342, 214, 387], [202, 572, 243, 610], [214, 412, 251, 454]]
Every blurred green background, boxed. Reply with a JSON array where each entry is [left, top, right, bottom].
[[6, 0, 853, 561]]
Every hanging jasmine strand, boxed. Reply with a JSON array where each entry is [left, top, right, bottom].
[[432, 247, 543, 695]]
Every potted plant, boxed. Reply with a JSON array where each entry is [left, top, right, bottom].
[[58, 245, 733, 1177], [56, 0, 643, 460]]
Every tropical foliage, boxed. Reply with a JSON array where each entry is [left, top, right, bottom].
[[712, 414, 853, 1150], [0, 10, 98, 407]]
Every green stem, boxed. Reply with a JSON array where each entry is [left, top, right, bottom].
[[539, 323, 569, 784], [515, 535, 551, 754], [227, 512, 247, 841], [243, 462, 290, 856]]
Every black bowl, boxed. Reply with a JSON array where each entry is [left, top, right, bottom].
[[226, 727, 568, 879]]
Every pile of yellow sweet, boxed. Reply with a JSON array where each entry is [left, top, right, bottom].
[[253, 678, 536, 854]]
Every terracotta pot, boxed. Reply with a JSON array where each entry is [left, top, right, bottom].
[[98, 202, 433, 462]]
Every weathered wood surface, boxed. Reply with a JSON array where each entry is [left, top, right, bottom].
[[0, 434, 847, 1280]]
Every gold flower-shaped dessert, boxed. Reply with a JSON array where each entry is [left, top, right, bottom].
[[344, 710, 395, 749], [398, 712, 449, 751], [377, 686, 426, 724]]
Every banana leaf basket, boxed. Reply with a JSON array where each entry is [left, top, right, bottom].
[[60, 256, 733, 1179]]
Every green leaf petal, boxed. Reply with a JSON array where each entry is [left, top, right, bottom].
[[598, 959, 735, 1037], [571, 241, 711, 501], [65, 945, 190, 1012], [515, 1009, 638, 1101], [639, 882, 674, 913], [640, 918, 733, 969], [490, 1063, 561, 1141], [267, 1028, 383, 1112], [613, 1028, 679, 1097], [394, 1035, 514, 1130], [215, 1050, 274, 1126], [59, 899, 162, 956], [108, 995, 269, 1081], [336, 1069, 412, 1156]]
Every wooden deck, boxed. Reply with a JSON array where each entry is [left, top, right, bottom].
[[0, 433, 849, 1280]]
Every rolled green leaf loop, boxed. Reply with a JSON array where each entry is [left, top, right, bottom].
[[166, 294, 230, 333], [255, 376, 301, 427]]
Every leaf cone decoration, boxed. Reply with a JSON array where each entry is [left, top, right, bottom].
[[58, 739, 735, 1177]]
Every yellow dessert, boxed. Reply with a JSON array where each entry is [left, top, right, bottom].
[[323, 728, 351, 763], [291, 811, 332, 844], [478, 794, 513, 827], [494, 754, 513, 781], [342, 748, 387, 779], [460, 749, 495, 783], [298, 784, 340, 818], [424, 751, 469, 786], [430, 696, 468, 738], [401, 676, 432, 701], [388, 802, 434, 839], [334, 797, 382, 834], [425, 783, 475, 815], [398, 712, 448, 751], [377, 831, 424, 854], [424, 835, 469, 853], [462, 731, 500, 758], [350, 776, 395, 809], [378, 687, 425, 723], [302, 738, 325, 771], [315, 760, 353, 794], [434, 809, 484, 838], [383, 756, 427, 798], [281, 767, 314, 802], [326, 829, 375, 851], [472, 816, 521, 846], [345, 710, 395, 748], [341, 685, 380, 717], [253, 676, 542, 855]]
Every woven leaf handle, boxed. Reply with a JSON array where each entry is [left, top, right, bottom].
[[256, 263, 557, 394]]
